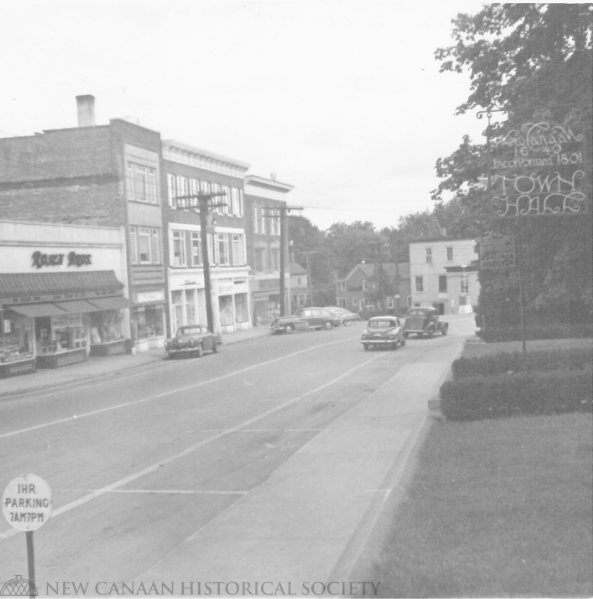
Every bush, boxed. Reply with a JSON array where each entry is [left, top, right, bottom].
[[476, 324, 593, 342], [452, 348, 593, 380], [440, 369, 592, 421]]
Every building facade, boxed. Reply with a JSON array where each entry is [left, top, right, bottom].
[[0, 220, 131, 377], [244, 175, 293, 325], [408, 238, 480, 314], [0, 96, 167, 353], [162, 140, 251, 334]]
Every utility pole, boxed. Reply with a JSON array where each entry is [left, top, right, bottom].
[[173, 191, 226, 333]]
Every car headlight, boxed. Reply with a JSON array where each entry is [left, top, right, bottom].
[[362, 329, 369, 335]]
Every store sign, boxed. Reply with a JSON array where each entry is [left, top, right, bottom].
[[218, 283, 234, 295], [490, 121, 587, 217], [136, 290, 165, 303], [31, 251, 92, 269]]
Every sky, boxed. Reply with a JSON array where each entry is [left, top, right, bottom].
[[0, 0, 489, 230]]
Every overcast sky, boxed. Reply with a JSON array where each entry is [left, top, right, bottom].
[[0, 0, 488, 230]]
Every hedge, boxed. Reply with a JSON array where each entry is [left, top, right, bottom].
[[452, 348, 593, 380], [440, 369, 593, 421], [477, 324, 593, 342]]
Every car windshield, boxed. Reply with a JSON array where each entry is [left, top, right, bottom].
[[177, 327, 204, 336], [369, 319, 396, 329]]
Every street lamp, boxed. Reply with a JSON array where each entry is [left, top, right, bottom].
[[174, 191, 226, 333]]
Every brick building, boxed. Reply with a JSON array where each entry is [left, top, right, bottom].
[[0, 95, 167, 354], [244, 175, 293, 325]]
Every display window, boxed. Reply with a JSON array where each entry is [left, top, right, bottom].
[[235, 293, 248, 323], [0, 311, 34, 363], [219, 296, 234, 326], [132, 306, 164, 340], [90, 310, 124, 345], [36, 314, 86, 354]]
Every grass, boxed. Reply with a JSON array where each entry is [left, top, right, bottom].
[[368, 413, 592, 597], [462, 336, 593, 359]]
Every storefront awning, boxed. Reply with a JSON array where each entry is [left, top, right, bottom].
[[8, 303, 68, 317], [57, 300, 104, 314], [0, 271, 124, 297], [89, 296, 134, 310]]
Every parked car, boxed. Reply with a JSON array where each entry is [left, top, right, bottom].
[[323, 307, 362, 326], [271, 307, 340, 334], [404, 307, 448, 338], [165, 325, 222, 358], [361, 316, 405, 350]]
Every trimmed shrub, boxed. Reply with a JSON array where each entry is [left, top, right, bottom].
[[440, 369, 592, 421], [477, 324, 593, 342], [452, 348, 593, 380]]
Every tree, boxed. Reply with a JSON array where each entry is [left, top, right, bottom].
[[434, 4, 593, 325], [325, 221, 381, 278]]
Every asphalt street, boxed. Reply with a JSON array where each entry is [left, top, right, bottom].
[[0, 316, 475, 596]]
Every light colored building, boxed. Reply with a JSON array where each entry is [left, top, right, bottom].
[[162, 141, 251, 334], [0, 220, 131, 377], [409, 238, 480, 314]]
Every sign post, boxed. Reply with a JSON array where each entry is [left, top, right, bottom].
[[3, 474, 52, 598]]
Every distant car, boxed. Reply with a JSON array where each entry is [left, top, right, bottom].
[[361, 316, 405, 350], [404, 307, 448, 338], [165, 325, 222, 358], [271, 307, 340, 334], [323, 307, 362, 326]]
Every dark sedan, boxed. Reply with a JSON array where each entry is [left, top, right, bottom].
[[323, 307, 362, 326], [165, 325, 222, 358], [271, 307, 340, 334]]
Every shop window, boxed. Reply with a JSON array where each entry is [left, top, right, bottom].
[[36, 315, 85, 354], [235, 293, 248, 323], [171, 290, 183, 332], [90, 310, 124, 344], [185, 290, 197, 324], [1, 311, 33, 363], [127, 162, 157, 204], [219, 296, 234, 326], [172, 231, 187, 267], [191, 232, 202, 266], [132, 305, 164, 340]]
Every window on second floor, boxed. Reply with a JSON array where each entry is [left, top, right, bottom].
[[191, 232, 201, 266], [254, 247, 265, 272], [172, 231, 187, 267], [127, 163, 157, 204], [130, 226, 161, 264], [217, 233, 230, 266], [447, 246, 454, 261], [415, 276, 424, 292], [232, 234, 245, 265], [439, 275, 448, 293], [426, 247, 432, 264]]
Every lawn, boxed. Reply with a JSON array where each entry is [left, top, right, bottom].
[[367, 412, 592, 597]]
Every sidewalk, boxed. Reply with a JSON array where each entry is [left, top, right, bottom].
[[0, 326, 272, 399]]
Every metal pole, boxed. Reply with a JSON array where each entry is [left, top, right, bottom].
[[279, 207, 286, 317], [198, 195, 215, 333], [26, 531, 35, 598]]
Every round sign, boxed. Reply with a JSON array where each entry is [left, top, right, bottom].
[[2, 474, 52, 531]]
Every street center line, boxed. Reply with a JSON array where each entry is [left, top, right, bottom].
[[0, 336, 359, 440], [0, 351, 384, 542]]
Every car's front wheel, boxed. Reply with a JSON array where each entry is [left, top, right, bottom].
[[284, 324, 294, 334], [441, 327, 448, 336], [343, 320, 350, 326], [323, 321, 333, 330]]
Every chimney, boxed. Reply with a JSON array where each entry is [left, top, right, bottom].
[[76, 95, 95, 127]]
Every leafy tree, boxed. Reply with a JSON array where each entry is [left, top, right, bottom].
[[325, 221, 381, 278], [434, 4, 593, 326]]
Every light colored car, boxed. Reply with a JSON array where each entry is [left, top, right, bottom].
[[165, 325, 222, 358], [361, 316, 405, 350], [323, 307, 362, 326], [271, 307, 340, 334]]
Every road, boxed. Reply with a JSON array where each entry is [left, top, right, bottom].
[[0, 316, 474, 595]]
